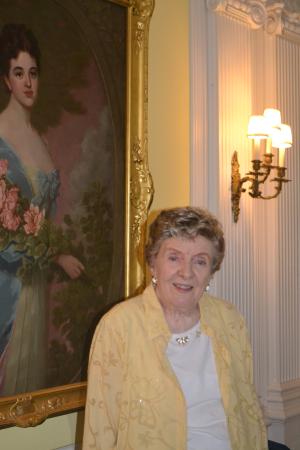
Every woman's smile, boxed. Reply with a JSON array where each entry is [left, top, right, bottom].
[[173, 282, 193, 291]]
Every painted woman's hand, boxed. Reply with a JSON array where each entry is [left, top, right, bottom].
[[56, 254, 85, 279]]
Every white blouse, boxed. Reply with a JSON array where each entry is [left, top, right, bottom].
[[166, 322, 232, 450]]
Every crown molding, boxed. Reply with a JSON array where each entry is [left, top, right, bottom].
[[207, 0, 300, 40]]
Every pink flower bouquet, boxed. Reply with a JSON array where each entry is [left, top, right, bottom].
[[0, 159, 45, 236], [0, 159, 69, 282]]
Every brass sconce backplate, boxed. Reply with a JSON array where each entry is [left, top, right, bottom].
[[231, 151, 242, 223]]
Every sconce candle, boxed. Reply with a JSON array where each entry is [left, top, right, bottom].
[[265, 138, 272, 154], [253, 137, 261, 160], [278, 148, 285, 167]]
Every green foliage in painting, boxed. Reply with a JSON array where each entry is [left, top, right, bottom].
[[47, 181, 114, 385]]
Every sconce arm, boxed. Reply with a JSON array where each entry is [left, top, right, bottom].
[[231, 151, 291, 222], [259, 176, 290, 200]]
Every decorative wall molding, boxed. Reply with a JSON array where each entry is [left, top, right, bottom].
[[267, 380, 300, 420], [276, 34, 300, 384], [206, 0, 300, 40]]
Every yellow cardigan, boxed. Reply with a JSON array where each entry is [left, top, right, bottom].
[[83, 284, 268, 450]]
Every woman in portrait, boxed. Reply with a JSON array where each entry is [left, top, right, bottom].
[[83, 206, 268, 450], [0, 23, 84, 396]]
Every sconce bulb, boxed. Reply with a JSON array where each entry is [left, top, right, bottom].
[[247, 115, 268, 139], [263, 108, 282, 128], [272, 123, 292, 149]]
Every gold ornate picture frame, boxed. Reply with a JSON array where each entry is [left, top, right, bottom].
[[0, 0, 154, 428]]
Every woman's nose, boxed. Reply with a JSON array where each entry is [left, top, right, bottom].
[[24, 74, 32, 87], [179, 260, 193, 278]]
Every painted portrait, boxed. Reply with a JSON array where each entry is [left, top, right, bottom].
[[0, 0, 127, 399]]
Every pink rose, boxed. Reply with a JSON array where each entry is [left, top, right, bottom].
[[23, 204, 45, 236], [0, 209, 21, 231], [4, 187, 19, 212], [0, 179, 6, 211], [0, 159, 8, 177]]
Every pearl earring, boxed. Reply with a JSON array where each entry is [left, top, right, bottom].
[[205, 284, 210, 292], [152, 276, 157, 287]]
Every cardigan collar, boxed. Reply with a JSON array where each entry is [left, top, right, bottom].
[[142, 284, 170, 340]]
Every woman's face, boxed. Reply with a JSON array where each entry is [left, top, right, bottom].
[[4, 51, 39, 108], [151, 235, 215, 312]]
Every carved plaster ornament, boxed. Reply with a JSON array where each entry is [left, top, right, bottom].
[[207, 0, 300, 39]]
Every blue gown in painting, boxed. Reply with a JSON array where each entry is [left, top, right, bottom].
[[0, 137, 60, 396]]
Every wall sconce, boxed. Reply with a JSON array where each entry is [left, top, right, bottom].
[[231, 108, 292, 222]]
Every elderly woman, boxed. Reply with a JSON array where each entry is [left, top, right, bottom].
[[83, 207, 268, 450]]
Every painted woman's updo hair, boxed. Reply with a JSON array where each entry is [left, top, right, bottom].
[[0, 23, 41, 77]]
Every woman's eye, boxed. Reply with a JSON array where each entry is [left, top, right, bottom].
[[14, 71, 23, 78], [30, 70, 38, 78], [168, 255, 178, 262], [195, 258, 206, 266]]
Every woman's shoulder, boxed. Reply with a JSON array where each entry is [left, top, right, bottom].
[[202, 292, 245, 322], [201, 294, 250, 346], [95, 292, 150, 339], [0, 137, 30, 185], [101, 293, 144, 323], [0, 135, 14, 155]]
